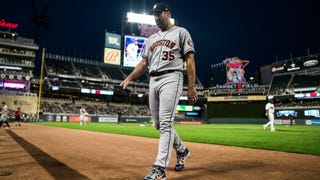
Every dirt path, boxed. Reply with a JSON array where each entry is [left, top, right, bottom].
[[1, 123, 319, 180]]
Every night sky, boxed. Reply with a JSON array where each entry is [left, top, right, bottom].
[[1, 0, 319, 87]]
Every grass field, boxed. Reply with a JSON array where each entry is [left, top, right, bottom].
[[36, 122, 320, 156]]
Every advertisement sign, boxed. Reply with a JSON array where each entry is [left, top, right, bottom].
[[271, 66, 285, 73], [0, 95, 38, 114], [105, 32, 121, 49], [98, 116, 117, 122], [0, 19, 19, 29], [275, 108, 320, 119], [304, 109, 320, 118], [303, 59, 318, 67], [272, 58, 319, 74], [104, 48, 121, 65], [276, 110, 298, 118], [69, 116, 91, 122], [286, 63, 301, 72], [305, 120, 320, 125]]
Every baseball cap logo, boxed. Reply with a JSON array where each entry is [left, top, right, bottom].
[[150, 3, 170, 14], [153, 4, 158, 9]]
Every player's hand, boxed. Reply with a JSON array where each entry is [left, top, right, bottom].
[[119, 79, 131, 89], [187, 87, 198, 105]]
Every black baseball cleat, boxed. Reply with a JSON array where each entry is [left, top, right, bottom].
[[143, 165, 166, 180], [175, 148, 190, 171]]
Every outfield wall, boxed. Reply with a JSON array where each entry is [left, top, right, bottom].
[[34, 114, 319, 125], [39, 114, 152, 123], [36, 105, 320, 125]]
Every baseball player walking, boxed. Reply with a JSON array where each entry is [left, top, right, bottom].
[[79, 107, 87, 126], [263, 99, 275, 132], [120, 3, 198, 179]]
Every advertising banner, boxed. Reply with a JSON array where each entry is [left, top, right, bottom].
[[0, 95, 38, 114], [105, 32, 121, 49], [104, 48, 121, 65], [69, 115, 91, 122]]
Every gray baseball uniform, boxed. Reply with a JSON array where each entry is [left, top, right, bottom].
[[1, 104, 8, 121], [141, 25, 195, 168]]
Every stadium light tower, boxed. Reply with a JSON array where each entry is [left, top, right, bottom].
[[126, 12, 175, 25]]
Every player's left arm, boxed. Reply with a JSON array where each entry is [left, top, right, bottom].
[[185, 52, 198, 104]]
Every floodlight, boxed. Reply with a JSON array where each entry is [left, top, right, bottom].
[[126, 12, 174, 25]]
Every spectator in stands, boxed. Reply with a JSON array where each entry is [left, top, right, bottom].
[[0, 102, 10, 129], [15, 107, 22, 126], [263, 99, 275, 132]]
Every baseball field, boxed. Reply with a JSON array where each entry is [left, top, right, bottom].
[[1, 122, 320, 179], [36, 122, 320, 155]]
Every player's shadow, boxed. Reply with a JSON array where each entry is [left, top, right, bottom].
[[7, 130, 90, 180], [168, 160, 266, 180]]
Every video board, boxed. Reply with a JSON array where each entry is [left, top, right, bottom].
[[123, 35, 147, 68]]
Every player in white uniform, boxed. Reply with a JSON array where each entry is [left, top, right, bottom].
[[79, 107, 87, 126], [127, 39, 139, 58], [120, 3, 198, 180], [263, 99, 275, 132], [0, 102, 10, 129]]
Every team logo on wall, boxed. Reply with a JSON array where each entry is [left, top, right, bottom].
[[303, 59, 318, 67], [223, 57, 249, 84], [276, 110, 298, 117], [271, 66, 285, 73], [104, 48, 121, 65]]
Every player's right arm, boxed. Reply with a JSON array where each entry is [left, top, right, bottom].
[[265, 104, 269, 116], [120, 58, 148, 89]]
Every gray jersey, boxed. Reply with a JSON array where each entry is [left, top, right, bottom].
[[141, 25, 195, 72], [1, 105, 8, 116], [1, 105, 8, 121]]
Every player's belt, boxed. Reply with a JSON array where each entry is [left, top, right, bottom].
[[149, 70, 179, 77]]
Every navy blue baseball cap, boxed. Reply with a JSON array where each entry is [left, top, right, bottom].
[[149, 3, 170, 14]]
